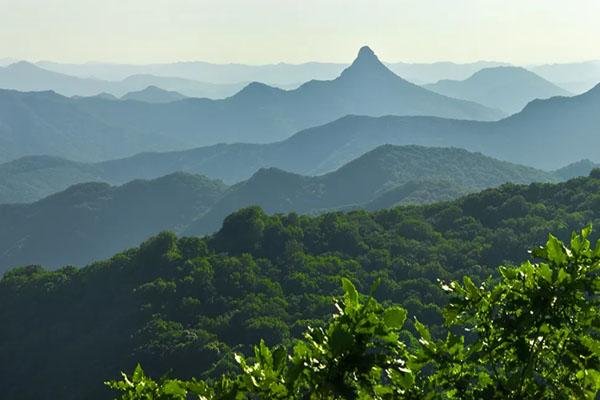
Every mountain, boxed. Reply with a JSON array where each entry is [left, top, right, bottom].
[[0, 156, 103, 204], [424, 66, 571, 114], [0, 47, 504, 163], [0, 145, 558, 271], [121, 86, 187, 103], [185, 145, 557, 235], [0, 173, 226, 269], [0, 61, 109, 96], [0, 62, 245, 99], [0, 89, 182, 163], [553, 159, 600, 180], [88, 84, 600, 180], [36, 59, 348, 84], [364, 179, 469, 210], [118, 74, 244, 98], [1, 171, 599, 400], [36, 58, 512, 86], [531, 61, 600, 94], [2, 82, 598, 202], [387, 61, 510, 84]]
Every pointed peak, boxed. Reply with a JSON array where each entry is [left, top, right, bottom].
[[339, 46, 397, 81], [357, 46, 376, 60]]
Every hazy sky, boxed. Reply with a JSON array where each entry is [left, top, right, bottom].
[[1, 0, 599, 65]]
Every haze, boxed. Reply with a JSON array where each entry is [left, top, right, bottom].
[[1, 0, 599, 65]]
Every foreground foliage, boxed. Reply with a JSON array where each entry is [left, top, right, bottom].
[[109, 228, 600, 399], [1, 172, 600, 399]]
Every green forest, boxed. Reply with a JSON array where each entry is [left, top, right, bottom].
[[1, 171, 600, 399]]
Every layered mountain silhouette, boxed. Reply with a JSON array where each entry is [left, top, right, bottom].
[[121, 85, 187, 103], [0, 61, 243, 98], [1, 82, 598, 203], [184, 145, 556, 235], [532, 61, 600, 94], [387, 61, 510, 84], [0, 173, 226, 270], [425, 66, 570, 114], [0, 47, 504, 163], [0, 145, 558, 271]]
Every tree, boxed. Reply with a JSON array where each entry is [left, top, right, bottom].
[[108, 228, 600, 399]]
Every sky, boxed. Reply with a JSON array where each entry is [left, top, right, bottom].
[[1, 0, 599, 65]]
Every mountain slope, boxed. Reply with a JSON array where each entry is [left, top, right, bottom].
[[531, 61, 600, 94], [121, 86, 187, 103], [0, 173, 227, 269], [0, 61, 109, 96], [2, 82, 597, 202], [0, 62, 245, 98], [0, 145, 557, 270], [93, 83, 599, 182], [186, 145, 557, 235], [0, 47, 504, 163], [425, 66, 571, 114], [0, 156, 104, 203], [1, 171, 599, 400]]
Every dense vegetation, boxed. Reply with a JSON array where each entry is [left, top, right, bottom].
[[0, 173, 226, 269], [0, 145, 558, 271], [109, 228, 600, 398], [1, 171, 599, 399]]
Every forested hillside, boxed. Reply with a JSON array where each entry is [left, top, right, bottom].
[[1, 170, 599, 399], [0, 173, 226, 269], [0, 145, 558, 270]]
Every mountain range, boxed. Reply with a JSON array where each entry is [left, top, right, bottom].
[[531, 61, 600, 94], [0, 47, 504, 163], [0, 61, 244, 98], [33, 58, 600, 90], [0, 145, 560, 271], [120, 86, 188, 103], [425, 66, 571, 114], [1, 78, 599, 204]]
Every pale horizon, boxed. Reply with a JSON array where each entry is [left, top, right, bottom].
[[1, 0, 599, 65]]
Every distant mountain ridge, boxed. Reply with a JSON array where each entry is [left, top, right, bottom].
[[185, 145, 557, 235], [0, 47, 504, 163], [425, 66, 571, 114], [0, 61, 244, 98], [121, 86, 187, 103], [1, 82, 598, 203], [0, 145, 559, 271], [0, 173, 227, 270]]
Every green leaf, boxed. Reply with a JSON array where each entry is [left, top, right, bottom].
[[463, 276, 479, 299], [546, 234, 568, 265], [538, 263, 552, 283], [414, 319, 431, 342], [162, 380, 187, 397], [383, 307, 407, 329], [557, 268, 570, 284], [341, 277, 359, 307]]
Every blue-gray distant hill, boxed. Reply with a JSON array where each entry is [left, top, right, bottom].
[[0, 61, 244, 98], [425, 66, 571, 114], [0, 46, 504, 163], [121, 86, 188, 103], [1, 82, 598, 203], [88, 83, 600, 178], [184, 145, 558, 236], [0, 145, 557, 271], [532, 61, 600, 94]]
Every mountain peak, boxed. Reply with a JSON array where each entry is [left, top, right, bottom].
[[357, 46, 376, 60], [339, 46, 396, 81]]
